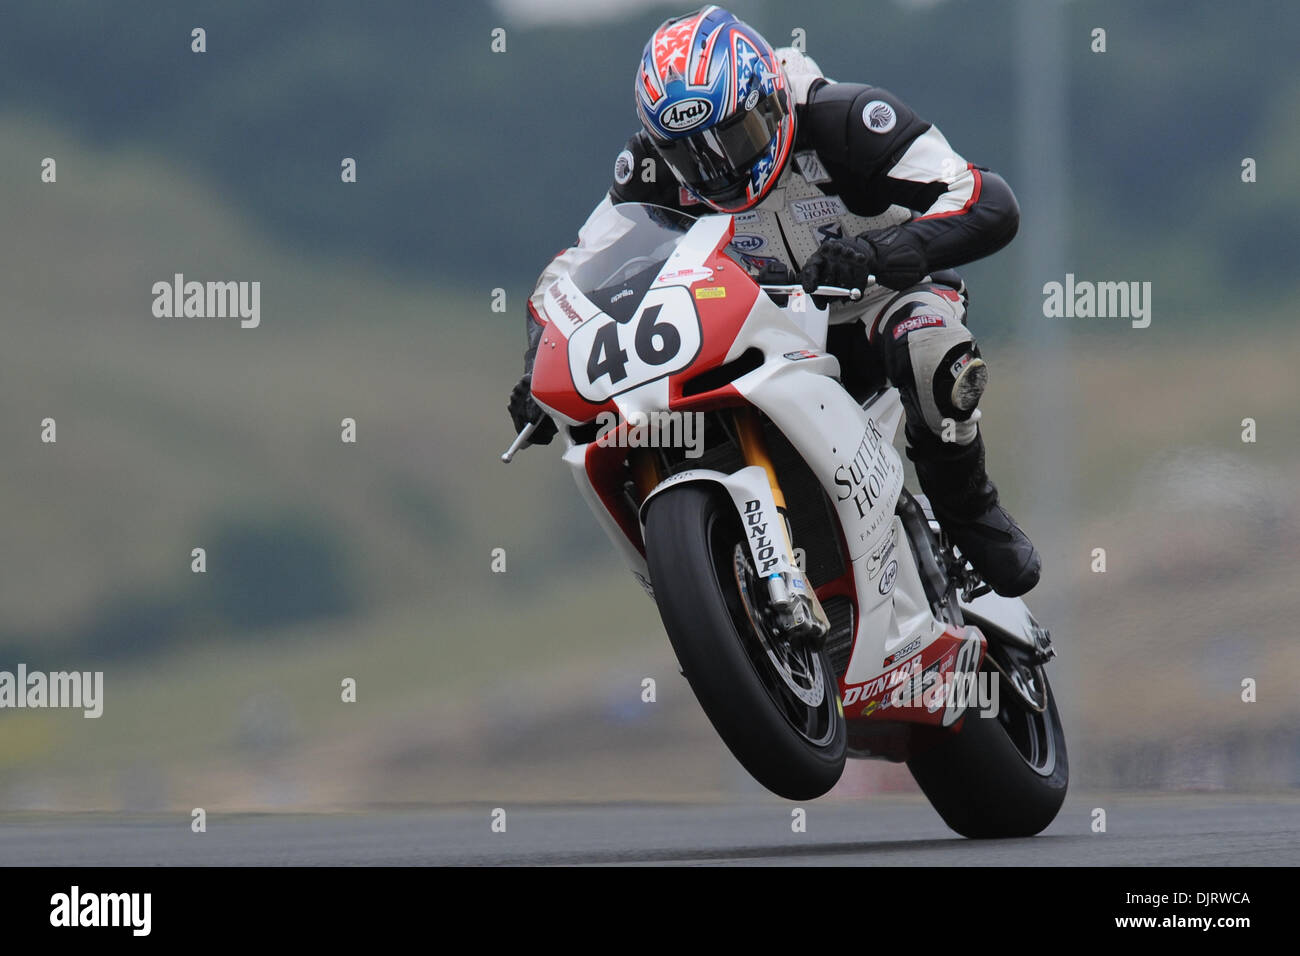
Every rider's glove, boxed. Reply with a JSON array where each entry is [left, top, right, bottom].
[[798, 235, 878, 296], [799, 226, 931, 294], [508, 375, 557, 446]]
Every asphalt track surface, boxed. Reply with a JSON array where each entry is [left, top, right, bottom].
[[1, 795, 1296, 865]]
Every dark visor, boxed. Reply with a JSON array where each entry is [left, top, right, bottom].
[[653, 92, 786, 202]]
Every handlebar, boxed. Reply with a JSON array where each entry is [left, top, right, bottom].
[[758, 281, 875, 302]]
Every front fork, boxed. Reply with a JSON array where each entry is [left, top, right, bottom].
[[631, 408, 830, 648]]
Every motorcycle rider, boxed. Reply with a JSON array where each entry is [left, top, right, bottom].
[[508, 5, 1040, 597]]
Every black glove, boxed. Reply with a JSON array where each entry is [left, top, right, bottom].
[[798, 236, 878, 296], [800, 226, 931, 294], [507, 375, 557, 446]]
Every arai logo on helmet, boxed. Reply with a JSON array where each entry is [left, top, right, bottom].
[[660, 97, 713, 132]]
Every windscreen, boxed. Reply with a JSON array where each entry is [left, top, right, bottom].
[[568, 203, 698, 322]]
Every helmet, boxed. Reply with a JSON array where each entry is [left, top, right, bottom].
[[635, 6, 794, 213]]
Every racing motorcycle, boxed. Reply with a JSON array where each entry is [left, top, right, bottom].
[[503, 202, 1067, 838]]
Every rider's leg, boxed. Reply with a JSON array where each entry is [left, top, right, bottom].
[[870, 279, 1041, 597]]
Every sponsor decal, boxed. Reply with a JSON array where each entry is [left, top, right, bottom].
[[862, 99, 897, 134], [660, 97, 713, 132], [614, 149, 634, 185], [795, 150, 831, 184], [546, 281, 584, 329], [892, 313, 946, 339], [833, 417, 898, 522], [789, 195, 848, 223], [694, 286, 726, 299], [842, 655, 919, 707], [865, 527, 897, 579], [950, 352, 973, 377], [742, 498, 782, 576], [610, 288, 635, 303], [731, 233, 766, 253], [783, 349, 820, 361], [848, 629, 993, 721], [678, 186, 702, 206], [744, 88, 761, 111], [877, 559, 898, 595], [815, 221, 844, 242], [733, 211, 761, 227], [883, 637, 922, 668], [657, 265, 713, 285]]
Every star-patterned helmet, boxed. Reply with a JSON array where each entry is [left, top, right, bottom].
[[635, 6, 794, 213]]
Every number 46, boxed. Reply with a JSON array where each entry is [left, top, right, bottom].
[[586, 303, 682, 385]]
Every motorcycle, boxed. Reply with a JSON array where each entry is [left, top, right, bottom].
[[503, 202, 1067, 838]]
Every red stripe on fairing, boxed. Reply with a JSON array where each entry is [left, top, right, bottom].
[[914, 164, 982, 221]]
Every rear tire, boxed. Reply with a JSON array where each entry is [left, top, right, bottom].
[[643, 485, 846, 800], [906, 667, 1068, 838]]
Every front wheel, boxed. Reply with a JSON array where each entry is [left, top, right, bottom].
[[643, 485, 846, 800]]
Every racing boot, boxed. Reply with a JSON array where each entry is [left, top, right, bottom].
[[907, 425, 1041, 597]]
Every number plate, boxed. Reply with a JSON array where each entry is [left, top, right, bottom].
[[568, 286, 702, 403]]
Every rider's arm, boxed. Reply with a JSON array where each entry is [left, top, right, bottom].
[[807, 83, 1019, 281]]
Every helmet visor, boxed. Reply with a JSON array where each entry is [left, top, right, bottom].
[[653, 92, 787, 203]]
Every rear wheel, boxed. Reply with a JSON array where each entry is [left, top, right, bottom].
[[643, 485, 846, 800], [906, 662, 1068, 838]]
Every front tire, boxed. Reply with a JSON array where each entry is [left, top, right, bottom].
[[643, 485, 846, 800]]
